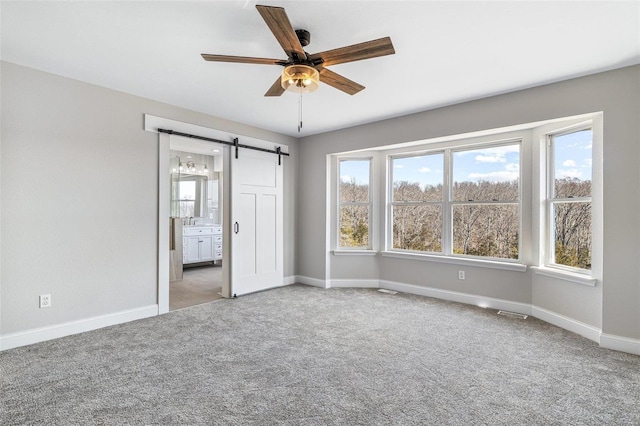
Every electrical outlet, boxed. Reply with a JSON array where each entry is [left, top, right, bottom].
[[458, 271, 465, 280], [39, 294, 51, 308]]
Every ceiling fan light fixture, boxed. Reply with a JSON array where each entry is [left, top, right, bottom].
[[281, 64, 319, 93]]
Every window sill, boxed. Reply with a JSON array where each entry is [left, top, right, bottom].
[[531, 266, 597, 287], [380, 251, 527, 272], [332, 250, 377, 256]]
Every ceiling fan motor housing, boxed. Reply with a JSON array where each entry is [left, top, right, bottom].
[[295, 29, 311, 47]]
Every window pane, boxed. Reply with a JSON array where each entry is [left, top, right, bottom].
[[392, 154, 443, 202], [453, 204, 519, 259], [340, 205, 369, 247], [340, 160, 370, 203], [553, 201, 591, 269], [179, 181, 196, 200], [392, 205, 442, 252], [452, 144, 520, 201], [553, 129, 592, 198], [179, 201, 195, 218]]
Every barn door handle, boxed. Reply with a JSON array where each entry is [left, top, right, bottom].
[[234, 222, 239, 234]]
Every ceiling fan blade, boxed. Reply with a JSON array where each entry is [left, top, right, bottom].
[[309, 36, 395, 67], [319, 67, 365, 95], [265, 76, 285, 97], [201, 54, 285, 65], [256, 5, 307, 61]]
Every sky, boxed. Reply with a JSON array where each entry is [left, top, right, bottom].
[[340, 130, 592, 189], [339, 160, 371, 186], [392, 153, 444, 188], [393, 144, 522, 188], [552, 129, 593, 181]]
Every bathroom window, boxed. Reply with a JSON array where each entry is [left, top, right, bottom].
[[173, 176, 208, 218]]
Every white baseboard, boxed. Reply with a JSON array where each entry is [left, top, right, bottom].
[[295, 275, 328, 289], [531, 305, 601, 343], [286, 277, 639, 355], [378, 281, 605, 346], [2, 279, 637, 356], [329, 279, 379, 289], [600, 333, 640, 355], [0, 305, 158, 351], [380, 280, 532, 316]]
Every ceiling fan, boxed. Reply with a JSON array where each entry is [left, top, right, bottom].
[[201, 4, 395, 97]]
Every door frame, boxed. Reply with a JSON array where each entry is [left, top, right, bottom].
[[144, 114, 287, 314]]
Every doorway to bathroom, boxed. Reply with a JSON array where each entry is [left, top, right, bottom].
[[168, 137, 225, 311], [148, 113, 287, 313]]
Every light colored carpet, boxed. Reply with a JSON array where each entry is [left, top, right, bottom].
[[1, 285, 638, 425]]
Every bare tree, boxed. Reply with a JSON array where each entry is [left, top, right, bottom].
[[345, 174, 590, 267], [340, 179, 370, 247], [554, 178, 591, 269]]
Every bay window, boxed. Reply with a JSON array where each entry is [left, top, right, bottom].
[[333, 113, 599, 280]]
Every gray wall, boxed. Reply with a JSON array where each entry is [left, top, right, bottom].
[[0, 61, 298, 335], [299, 65, 640, 340]]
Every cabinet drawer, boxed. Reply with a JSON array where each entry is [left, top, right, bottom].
[[215, 244, 222, 251], [184, 227, 214, 236], [212, 226, 222, 235], [214, 235, 223, 243], [214, 252, 223, 260]]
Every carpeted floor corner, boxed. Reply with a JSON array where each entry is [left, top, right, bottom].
[[1, 284, 638, 425]]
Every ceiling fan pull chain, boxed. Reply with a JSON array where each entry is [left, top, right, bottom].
[[298, 90, 303, 133]]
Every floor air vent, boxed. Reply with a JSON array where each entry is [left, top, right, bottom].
[[378, 289, 398, 295], [497, 310, 528, 320]]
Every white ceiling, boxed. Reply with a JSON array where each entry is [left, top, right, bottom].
[[2, 1, 639, 137]]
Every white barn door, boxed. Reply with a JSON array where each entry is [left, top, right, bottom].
[[230, 148, 283, 296]]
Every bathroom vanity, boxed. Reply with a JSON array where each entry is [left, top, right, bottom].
[[183, 225, 223, 264]]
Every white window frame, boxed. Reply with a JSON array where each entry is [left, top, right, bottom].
[[388, 150, 445, 254], [387, 139, 523, 263], [449, 140, 523, 262], [531, 114, 601, 286], [545, 125, 593, 274], [337, 156, 374, 250]]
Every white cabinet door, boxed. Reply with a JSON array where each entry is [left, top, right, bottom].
[[230, 149, 283, 296], [185, 236, 201, 263], [200, 235, 215, 261]]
